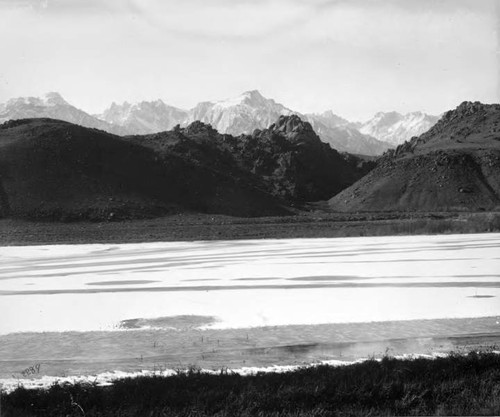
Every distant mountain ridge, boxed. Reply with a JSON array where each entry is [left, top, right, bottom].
[[358, 111, 440, 146], [99, 100, 188, 135], [305, 112, 391, 156], [0, 91, 438, 155], [100, 90, 392, 155], [0, 91, 389, 155], [0, 92, 124, 135], [184, 90, 293, 136]]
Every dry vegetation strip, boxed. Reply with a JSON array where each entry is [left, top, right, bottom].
[[1, 211, 500, 246], [3, 351, 500, 416]]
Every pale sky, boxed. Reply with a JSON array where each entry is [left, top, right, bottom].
[[0, 0, 498, 121]]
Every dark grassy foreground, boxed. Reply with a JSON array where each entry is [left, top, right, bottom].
[[3, 352, 500, 416], [1, 211, 500, 246]]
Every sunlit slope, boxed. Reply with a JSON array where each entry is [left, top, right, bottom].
[[329, 102, 500, 212]]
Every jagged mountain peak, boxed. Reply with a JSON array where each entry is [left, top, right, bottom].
[[43, 92, 68, 106], [269, 114, 314, 135], [319, 110, 337, 118], [185, 90, 293, 137], [407, 110, 425, 117], [6, 91, 69, 108], [242, 89, 265, 100], [184, 120, 217, 135], [213, 89, 274, 109], [109, 101, 130, 109], [108, 99, 170, 110], [97, 98, 188, 134], [360, 110, 439, 146], [442, 101, 489, 120], [316, 109, 346, 120], [138, 99, 167, 108], [371, 111, 403, 123], [306, 110, 350, 128]]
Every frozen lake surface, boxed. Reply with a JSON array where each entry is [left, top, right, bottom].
[[1, 233, 499, 334]]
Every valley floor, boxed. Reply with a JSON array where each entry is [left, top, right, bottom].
[[1, 210, 499, 246]]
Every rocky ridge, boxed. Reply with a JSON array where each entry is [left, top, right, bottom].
[[127, 114, 368, 203]]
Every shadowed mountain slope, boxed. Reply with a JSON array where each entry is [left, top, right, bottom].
[[329, 102, 500, 212], [0, 119, 290, 220], [128, 115, 368, 203], [0, 115, 371, 221]]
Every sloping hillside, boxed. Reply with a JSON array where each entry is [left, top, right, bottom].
[[329, 102, 500, 212], [0, 119, 289, 220]]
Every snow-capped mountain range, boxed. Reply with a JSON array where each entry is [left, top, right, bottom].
[[99, 100, 188, 135], [357, 111, 440, 147], [185, 90, 294, 136], [0, 91, 439, 155], [303, 111, 390, 156], [0, 92, 124, 135]]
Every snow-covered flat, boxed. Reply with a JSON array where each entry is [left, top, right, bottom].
[[1, 233, 499, 334]]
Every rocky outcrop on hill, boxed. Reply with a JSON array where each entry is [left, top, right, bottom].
[[387, 101, 500, 157], [131, 115, 368, 203], [329, 102, 500, 212], [231, 115, 364, 201]]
